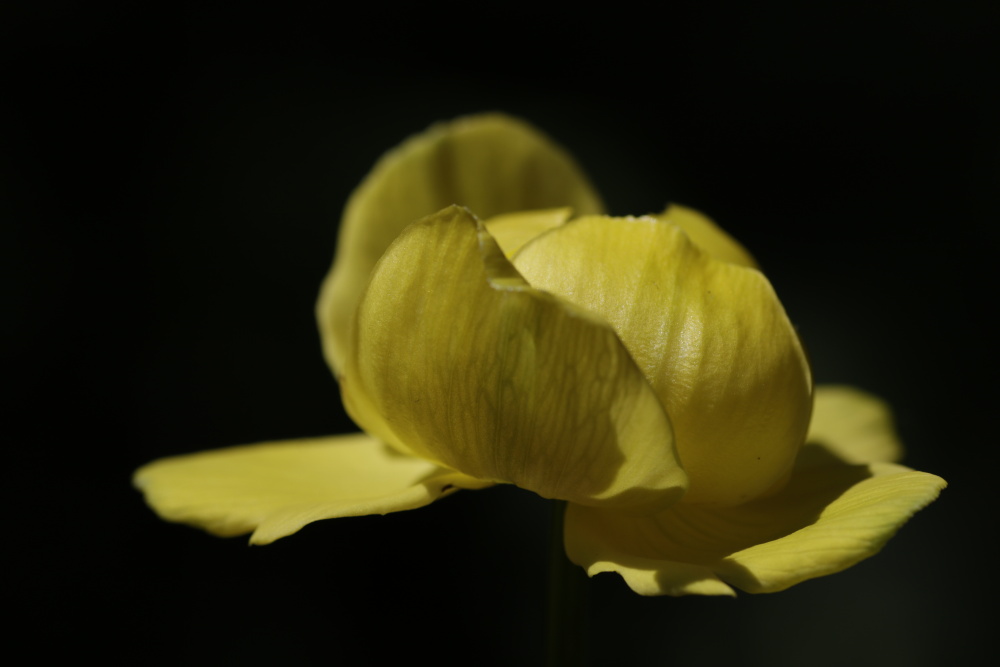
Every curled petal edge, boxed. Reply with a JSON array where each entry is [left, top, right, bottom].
[[565, 387, 945, 595], [566, 462, 944, 595]]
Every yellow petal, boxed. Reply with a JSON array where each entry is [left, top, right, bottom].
[[317, 114, 605, 376], [133, 433, 491, 545], [566, 458, 945, 596], [484, 207, 573, 258], [716, 463, 945, 592], [803, 385, 904, 465], [515, 215, 812, 505], [341, 205, 686, 512], [653, 203, 758, 268], [565, 515, 737, 596]]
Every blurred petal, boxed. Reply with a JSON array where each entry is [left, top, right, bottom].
[[653, 204, 758, 268], [804, 385, 904, 465], [515, 215, 812, 505], [485, 207, 572, 258], [341, 205, 686, 512], [566, 458, 945, 595], [134, 433, 491, 545], [317, 114, 605, 375]]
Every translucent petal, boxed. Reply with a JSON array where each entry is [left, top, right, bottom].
[[133, 433, 491, 545], [484, 207, 572, 258], [652, 204, 758, 268], [804, 385, 903, 465], [341, 205, 686, 512], [515, 215, 812, 505], [317, 114, 605, 375]]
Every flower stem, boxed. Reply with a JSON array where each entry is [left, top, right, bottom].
[[546, 500, 589, 667]]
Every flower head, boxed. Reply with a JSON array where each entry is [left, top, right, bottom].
[[135, 114, 944, 596]]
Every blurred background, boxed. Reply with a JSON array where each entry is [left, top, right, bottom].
[[6, 2, 996, 664]]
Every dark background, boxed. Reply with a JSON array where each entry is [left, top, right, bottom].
[[6, 2, 996, 665]]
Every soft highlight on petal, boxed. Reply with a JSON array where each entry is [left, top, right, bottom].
[[341, 205, 686, 512], [317, 114, 604, 376], [515, 215, 812, 505], [133, 434, 491, 545]]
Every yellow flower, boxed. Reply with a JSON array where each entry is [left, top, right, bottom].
[[134, 114, 945, 596]]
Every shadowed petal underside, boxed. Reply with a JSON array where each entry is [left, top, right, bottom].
[[564, 387, 945, 595]]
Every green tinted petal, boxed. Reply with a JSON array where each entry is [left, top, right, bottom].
[[317, 114, 605, 375], [515, 216, 812, 505], [134, 434, 491, 545], [803, 385, 904, 465], [341, 206, 686, 512], [566, 460, 944, 595], [653, 204, 758, 268]]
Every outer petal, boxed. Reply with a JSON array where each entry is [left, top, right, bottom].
[[565, 387, 946, 595], [653, 203, 758, 268], [133, 434, 491, 545], [317, 114, 605, 375], [567, 463, 944, 595], [715, 463, 944, 592], [515, 215, 812, 505], [341, 205, 686, 512]]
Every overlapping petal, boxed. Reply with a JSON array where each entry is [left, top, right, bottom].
[[317, 114, 605, 375], [340, 205, 687, 512], [565, 387, 946, 595], [135, 113, 944, 599], [514, 215, 812, 505], [484, 207, 573, 258], [133, 434, 491, 545], [652, 203, 758, 269]]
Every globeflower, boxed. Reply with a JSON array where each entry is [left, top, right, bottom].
[[135, 114, 945, 596]]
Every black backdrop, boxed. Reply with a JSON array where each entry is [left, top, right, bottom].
[[6, 3, 996, 665]]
